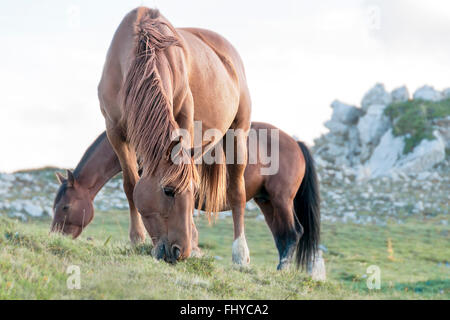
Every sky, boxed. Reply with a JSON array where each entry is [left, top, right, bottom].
[[1, 0, 450, 172]]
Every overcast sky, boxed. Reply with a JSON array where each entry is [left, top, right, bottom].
[[1, 0, 450, 172]]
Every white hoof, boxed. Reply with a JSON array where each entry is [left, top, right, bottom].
[[232, 234, 250, 266]]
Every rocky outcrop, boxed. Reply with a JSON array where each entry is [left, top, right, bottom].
[[313, 83, 449, 180], [361, 83, 392, 111], [413, 85, 444, 102]]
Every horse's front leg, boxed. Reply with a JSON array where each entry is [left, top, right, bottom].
[[106, 123, 146, 244], [225, 129, 250, 266]]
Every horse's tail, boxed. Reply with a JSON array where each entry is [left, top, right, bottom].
[[196, 147, 227, 219], [293, 141, 321, 269]]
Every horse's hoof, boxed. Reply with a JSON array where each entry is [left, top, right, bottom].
[[276, 259, 290, 271], [232, 234, 250, 266]]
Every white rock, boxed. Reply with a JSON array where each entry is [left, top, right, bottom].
[[395, 131, 446, 172], [0, 173, 16, 182], [10, 212, 27, 221], [415, 201, 424, 212], [391, 86, 410, 103], [324, 120, 349, 135], [256, 214, 265, 221], [413, 85, 444, 102], [442, 88, 450, 99], [416, 171, 431, 180], [434, 116, 450, 149], [23, 202, 44, 217], [361, 83, 392, 111], [220, 210, 232, 218], [358, 104, 390, 145], [368, 130, 445, 178], [330, 100, 363, 124], [245, 201, 257, 211], [367, 129, 404, 178]]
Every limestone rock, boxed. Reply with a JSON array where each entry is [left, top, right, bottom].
[[330, 100, 363, 125], [361, 83, 392, 111], [366, 129, 404, 178], [395, 131, 446, 173], [357, 104, 390, 161], [413, 85, 443, 102], [391, 86, 410, 103]]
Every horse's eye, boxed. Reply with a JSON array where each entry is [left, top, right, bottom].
[[163, 187, 175, 198], [62, 205, 70, 211]]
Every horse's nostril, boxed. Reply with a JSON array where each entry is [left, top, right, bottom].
[[172, 245, 181, 260]]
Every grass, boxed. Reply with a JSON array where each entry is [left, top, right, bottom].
[[384, 98, 450, 154], [0, 211, 448, 299]]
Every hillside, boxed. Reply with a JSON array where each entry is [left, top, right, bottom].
[[0, 83, 448, 299]]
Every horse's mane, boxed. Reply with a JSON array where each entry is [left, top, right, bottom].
[[121, 8, 197, 192]]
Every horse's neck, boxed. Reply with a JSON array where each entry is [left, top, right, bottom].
[[73, 132, 121, 199]]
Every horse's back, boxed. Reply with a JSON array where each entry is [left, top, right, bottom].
[[178, 27, 251, 130], [248, 122, 305, 200]]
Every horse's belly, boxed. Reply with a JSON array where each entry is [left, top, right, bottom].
[[191, 82, 240, 134]]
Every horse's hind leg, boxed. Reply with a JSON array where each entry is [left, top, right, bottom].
[[105, 122, 146, 244], [255, 198, 299, 270]]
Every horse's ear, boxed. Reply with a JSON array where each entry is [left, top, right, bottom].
[[66, 170, 75, 188], [55, 172, 66, 184]]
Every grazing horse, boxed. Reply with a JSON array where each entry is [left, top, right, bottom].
[[96, 7, 251, 263], [51, 122, 320, 270]]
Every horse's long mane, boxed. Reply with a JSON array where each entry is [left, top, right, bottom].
[[121, 8, 196, 192]]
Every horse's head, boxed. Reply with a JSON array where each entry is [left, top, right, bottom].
[[51, 170, 94, 238], [133, 140, 198, 263]]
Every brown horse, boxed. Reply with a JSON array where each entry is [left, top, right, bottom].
[[96, 7, 252, 263], [52, 122, 320, 270]]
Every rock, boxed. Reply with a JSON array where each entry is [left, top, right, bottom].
[[330, 100, 363, 125], [245, 201, 257, 211], [413, 85, 443, 102], [347, 126, 361, 166], [0, 173, 15, 182], [357, 104, 390, 161], [366, 129, 404, 178], [367, 130, 446, 178], [308, 250, 326, 281], [415, 201, 424, 212], [23, 202, 44, 217], [442, 88, 450, 99], [395, 131, 446, 172], [434, 116, 450, 149], [324, 120, 349, 136], [256, 214, 265, 221], [416, 172, 431, 180], [361, 83, 392, 111], [391, 86, 410, 103]]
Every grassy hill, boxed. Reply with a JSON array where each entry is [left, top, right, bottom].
[[1, 210, 448, 299]]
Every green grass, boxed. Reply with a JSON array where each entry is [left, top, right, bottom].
[[0, 212, 448, 299], [384, 98, 450, 154]]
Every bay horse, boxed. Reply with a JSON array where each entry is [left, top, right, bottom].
[[51, 122, 320, 270], [96, 7, 252, 263]]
